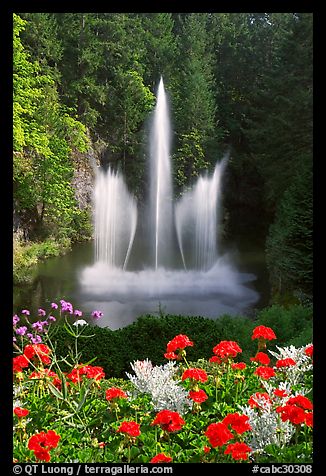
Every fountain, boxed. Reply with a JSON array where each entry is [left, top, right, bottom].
[[80, 77, 259, 329]]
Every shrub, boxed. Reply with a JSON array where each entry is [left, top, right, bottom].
[[52, 304, 312, 378]]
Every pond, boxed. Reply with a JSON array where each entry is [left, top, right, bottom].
[[13, 238, 270, 330]]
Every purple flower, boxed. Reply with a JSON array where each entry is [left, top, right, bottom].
[[41, 320, 49, 326], [91, 310, 103, 320], [13, 336, 17, 343], [48, 315, 56, 322], [51, 302, 58, 310], [31, 335, 42, 344], [15, 326, 28, 336], [38, 308, 46, 317], [21, 309, 30, 316], [32, 321, 44, 332], [60, 299, 73, 314], [74, 309, 83, 317], [13, 314, 20, 326]]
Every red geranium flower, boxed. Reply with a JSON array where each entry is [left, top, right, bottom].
[[24, 344, 51, 365], [166, 334, 194, 353], [29, 368, 62, 389], [13, 354, 30, 373], [105, 387, 128, 401], [250, 352, 271, 366], [204, 422, 233, 447], [182, 368, 208, 382], [254, 366, 276, 379], [28, 429, 60, 462], [83, 365, 105, 380], [188, 389, 208, 403], [276, 358, 296, 368], [305, 344, 313, 358], [231, 362, 246, 370], [248, 392, 272, 408], [67, 364, 105, 383], [150, 453, 172, 463], [273, 389, 288, 398], [209, 356, 222, 364], [222, 412, 252, 434], [33, 448, 51, 462], [305, 412, 313, 427], [224, 442, 251, 461], [151, 409, 185, 432], [213, 340, 242, 360], [117, 421, 141, 437], [164, 351, 178, 360], [287, 395, 313, 410], [276, 404, 307, 425], [252, 325, 276, 341], [13, 407, 29, 418]]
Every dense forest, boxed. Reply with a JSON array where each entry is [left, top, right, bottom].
[[13, 12, 312, 304]]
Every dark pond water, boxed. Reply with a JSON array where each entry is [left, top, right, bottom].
[[13, 239, 270, 330]]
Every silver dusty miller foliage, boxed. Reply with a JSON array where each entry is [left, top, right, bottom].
[[126, 358, 191, 414]]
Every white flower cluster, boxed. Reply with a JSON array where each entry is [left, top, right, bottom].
[[269, 344, 313, 388], [126, 358, 192, 414], [239, 343, 313, 453], [240, 398, 295, 452]]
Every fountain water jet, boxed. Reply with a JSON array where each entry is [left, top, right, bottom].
[[79, 78, 259, 328], [94, 167, 137, 269], [175, 159, 227, 271], [149, 77, 173, 269]]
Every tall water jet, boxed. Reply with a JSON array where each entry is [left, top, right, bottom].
[[175, 158, 227, 271], [94, 167, 137, 269], [149, 77, 173, 269]]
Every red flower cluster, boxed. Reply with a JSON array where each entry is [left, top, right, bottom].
[[188, 389, 208, 403], [150, 453, 172, 463], [28, 430, 60, 462], [13, 354, 29, 373], [182, 368, 208, 382], [24, 344, 51, 365], [105, 387, 128, 401], [224, 442, 251, 461], [164, 334, 193, 360], [117, 421, 141, 437], [222, 412, 252, 434], [213, 340, 242, 360], [231, 362, 246, 370], [13, 407, 29, 418], [276, 358, 296, 368], [151, 409, 185, 433], [29, 369, 62, 389], [276, 395, 313, 426], [252, 325, 276, 341], [254, 366, 276, 380], [204, 422, 233, 447], [66, 364, 105, 383], [250, 352, 270, 366]]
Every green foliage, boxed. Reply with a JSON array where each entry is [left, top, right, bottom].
[[13, 14, 90, 242], [266, 161, 313, 301], [52, 305, 312, 378], [13, 233, 71, 285]]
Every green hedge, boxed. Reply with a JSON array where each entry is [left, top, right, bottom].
[[51, 304, 312, 378]]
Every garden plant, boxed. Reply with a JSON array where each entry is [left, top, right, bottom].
[[13, 301, 313, 463]]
